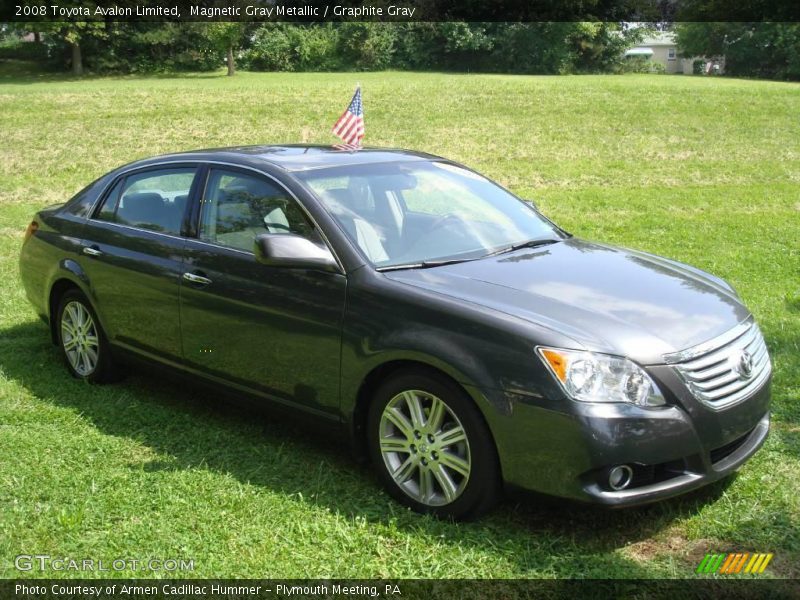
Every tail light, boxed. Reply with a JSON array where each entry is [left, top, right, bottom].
[[24, 221, 38, 243]]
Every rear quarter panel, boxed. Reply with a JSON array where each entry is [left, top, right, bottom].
[[20, 207, 88, 322]]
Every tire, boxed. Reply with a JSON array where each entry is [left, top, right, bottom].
[[367, 369, 501, 520], [56, 289, 120, 383]]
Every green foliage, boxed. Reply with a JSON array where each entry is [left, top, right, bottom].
[[617, 56, 667, 74], [0, 37, 48, 61], [392, 23, 446, 70], [571, 22, 643, 73], [292, 24, 342, 71], [676, 22, 800, 81], [489, 23, 576, 74], [242, 24, 341, 72], [79, 23, 220, 73], [243, 24, 294, 71], [10, 21, 636, 76], [241, 22, 634, 75], [338, 23, 397, 71]]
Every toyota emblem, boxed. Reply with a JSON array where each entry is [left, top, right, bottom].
[[736, 350, 754, 379]]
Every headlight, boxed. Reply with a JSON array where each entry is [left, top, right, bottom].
[[537, 347, 666, 407]]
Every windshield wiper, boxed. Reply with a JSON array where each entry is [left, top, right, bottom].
[[377, 257, 478, 272], [376, 239, 561, 272], [485, 238, 560, 258]]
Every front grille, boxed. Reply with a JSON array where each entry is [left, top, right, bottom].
[[710, 429, 754, 465], [665, 320, 771, 410]]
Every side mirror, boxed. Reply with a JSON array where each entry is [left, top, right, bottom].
[[254, 233, 338, 272]]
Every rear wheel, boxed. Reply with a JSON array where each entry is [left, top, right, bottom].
[[367, 370, 500, 520], [56, 290, 119, 383]]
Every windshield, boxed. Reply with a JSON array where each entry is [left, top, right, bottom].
[[297, 161, 563, 268]]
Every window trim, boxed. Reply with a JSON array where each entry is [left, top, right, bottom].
[[87, 159, 344, 273]]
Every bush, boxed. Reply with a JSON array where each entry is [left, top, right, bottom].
[[337, 23, 397, 71], [0, 38, 48, 61], [616, 56, 666, 74], [242, 24, 340, 72], [243, 24, 296, 71], [293, 24, 340, 71]]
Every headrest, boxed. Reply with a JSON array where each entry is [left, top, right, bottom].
[[123, 192, 164, 210], [326, 186, 371, 212]]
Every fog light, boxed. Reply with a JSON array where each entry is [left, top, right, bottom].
[[608, 465, 633, 490]]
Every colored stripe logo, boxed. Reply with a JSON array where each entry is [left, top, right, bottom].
[[696, 552, 773, 574]]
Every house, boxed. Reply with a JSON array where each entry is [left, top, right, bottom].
[[623, 31, 720, 75]]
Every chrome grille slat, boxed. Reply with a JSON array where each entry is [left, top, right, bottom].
[[692, 361, 734, 382], [668, 321, 771, 410], [751, 342, 768, 364], [699, 377, 751, 400], [696, 360, 771, 402], [744, 334, 760, 352], [692, 370, 742, 392], [680, 353, 728, 372]]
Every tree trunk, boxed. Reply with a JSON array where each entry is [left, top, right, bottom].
[[34, 32, 41, 43], [226, 45, 235, 76], [71, 41, 83, 76]]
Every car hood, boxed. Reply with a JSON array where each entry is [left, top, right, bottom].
[[383, 238, 749, 364]]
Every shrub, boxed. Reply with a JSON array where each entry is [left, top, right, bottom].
[[616, 56, 666, 74], [0, 38, 48, 61]]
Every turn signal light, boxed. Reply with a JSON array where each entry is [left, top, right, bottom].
[[539, 348, 568, 383], [24, 221, 38, 243]]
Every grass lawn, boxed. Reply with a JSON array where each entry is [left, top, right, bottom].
[[0, 61, 798, 579]]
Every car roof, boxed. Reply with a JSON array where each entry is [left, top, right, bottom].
[[129, 145, 442, 173]]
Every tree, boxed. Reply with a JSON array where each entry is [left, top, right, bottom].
[[206, 23, 249, 76], [676, 22, 800, 80], [38, 21, 106, 75]]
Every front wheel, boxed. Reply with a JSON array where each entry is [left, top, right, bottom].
[[57, 290, 119, 383], [367, 370, 500, 520]]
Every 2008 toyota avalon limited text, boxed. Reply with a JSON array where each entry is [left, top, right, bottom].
[[19, 145, 771, 519]]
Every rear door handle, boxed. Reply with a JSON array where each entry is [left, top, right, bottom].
[[182, 272, 212, 286], [82, 246, 103, 257]]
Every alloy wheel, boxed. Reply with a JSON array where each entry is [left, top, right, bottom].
[[378, 389, 471, 506], [60, 300, 100, 377]]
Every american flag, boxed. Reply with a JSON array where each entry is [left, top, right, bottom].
[[332, 86, 364, 148]]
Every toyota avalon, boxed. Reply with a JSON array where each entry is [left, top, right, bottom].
[[19, 146, 771, 519]]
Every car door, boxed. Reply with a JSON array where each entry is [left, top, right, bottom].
[[81, 164, 200, 361], [179, 166, 347, 417]]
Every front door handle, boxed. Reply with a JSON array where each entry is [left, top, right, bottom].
[[182, 272, 212, 286], [82, 246, 103, 257]]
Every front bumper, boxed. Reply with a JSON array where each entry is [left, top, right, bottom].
[[581, 411, 769, 506], [480, 368, 771, 506]]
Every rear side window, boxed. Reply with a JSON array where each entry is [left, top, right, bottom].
[[93, 168, 196, 235], [96, 180, 123, 222], [64, 178, 103, 218]]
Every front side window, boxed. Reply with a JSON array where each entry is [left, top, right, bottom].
[[199, 169, 317, 253], [94, 168, 196, 235], [298, 161, 562, 267]]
